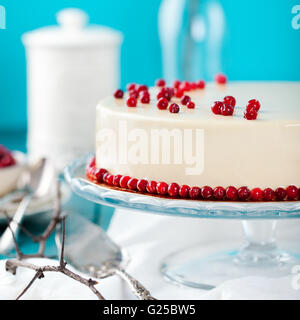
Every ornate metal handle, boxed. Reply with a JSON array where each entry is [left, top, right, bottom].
[[114, 265, 157, 300]]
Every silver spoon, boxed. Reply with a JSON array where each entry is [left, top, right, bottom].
[[55, 212, 156, 300], [0, 158, 56, 255]]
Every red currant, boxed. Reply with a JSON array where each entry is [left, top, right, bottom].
[[126, 96, 137, 107], [213, 186, 226, 200], [223, 96, 236, 107], [120, 176, 131, 188], [169, 103, 180, 113], [275, 187, 287, 201], [156, 182, 168, 195], [263, 188, 275, 201], [127, 178, 138, 190], [179, 185, 190, 198], [250, 188, 263, 201], [286, 185, 299, 200], [211, 101, 223, 115], [187, 101, 195, 109], [237, 186, 250, 201], [226, 186, 238, 200], [157, 97, 169, 110], [137, 179, 148, 192], [180, 95, 191, 105], [147, 181, 157, 194], [201, 186, 213, 199], [168, 183, 180, 197]]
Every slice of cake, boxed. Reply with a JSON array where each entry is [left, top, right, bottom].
[[88, 80, 300, 201]]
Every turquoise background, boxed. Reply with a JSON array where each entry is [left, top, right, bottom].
[[0, 0, 300, 132]]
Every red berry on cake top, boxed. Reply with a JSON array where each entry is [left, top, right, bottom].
[[141, 93, 150, 104], [179, 81, 191, 92], [181, 95, 191, 105], [211, 101, 223, 115], [126, 96, 137, 107], [127, 83, 136, 91], [114, 89, 124, 99], [247, 99, 261, 111], [244, 108, 258, 120], [197, 80, 205, 89], [187, 101, 195, 109], [174, 88, 184, 98], [157, 97, 169, 110], [221, 104, 234, 116], [156, 78, 166, 87], [137, 84, 148, 93], [223, 96, 236, 107], [173, 80, 181, 89], [215, 73, 227, 84], [169, 103, 180, 113]]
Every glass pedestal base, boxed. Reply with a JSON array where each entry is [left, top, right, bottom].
[[161, 221, 300, 289]]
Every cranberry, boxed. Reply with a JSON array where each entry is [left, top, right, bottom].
[[263, 188, 275, 201], [286, 185, 299, 200], [201, 186, 213, 199], [226, 186, 238, 200], [87, 166, 97, 180], [179, 185, 190, 198], [174, 88, 183, 98], [141, 94, 150, 104], [221, 104, 234, 116], [238, 186, 250, 201], [190, 82, 197, 90], [156, 79, 166, 87], [180, 95, 191, 105], [126, 96, 137, 107], [213, 186, 225, 200], [244, 108, 258, 120], [137, 85, 148, 93], [169, 103, 180, 113], [250, 188, 263, 201], [223, 96, 236, 107], [197, 80, 205, 89], [187, 101, 195, 109], [168, 183, 180, 197], [94, 168, 107, 183], [215, 73, 227, 84], [157, 97, 169, 110], [156, 182, 168, 195], [211, 101, 223, 115], [127, 83, 136, 91], [129, 90, 139, 99], [128, 178, 138, 190], [147, 181, 157, 194], [275, 187, 287, 201], [137, 179, 148, 192], [173, 80, 181, 89], [113, 174, 122, 187], [247, 99, 260, 111], [189, 187, 201, 200], [114, 89, 124, 99], [105, 174, 114, 186], [120, 176, 131, 188], [180, 81, 191, 92]]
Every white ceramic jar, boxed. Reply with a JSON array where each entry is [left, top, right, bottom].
[[22, 8, 122, 170]]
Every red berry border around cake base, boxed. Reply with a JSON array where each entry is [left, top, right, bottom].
[[86, 157, 299, 202]]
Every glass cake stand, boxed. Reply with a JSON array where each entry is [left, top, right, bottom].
[[64, 154, 300, 289]]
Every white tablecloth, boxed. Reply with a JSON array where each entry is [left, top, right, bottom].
[[0, 209, 300, 300]]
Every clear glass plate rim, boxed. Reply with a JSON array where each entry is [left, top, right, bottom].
[[64, 154, 300, 219]]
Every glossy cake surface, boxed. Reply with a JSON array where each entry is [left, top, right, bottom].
[[95, 82, 300, 190]]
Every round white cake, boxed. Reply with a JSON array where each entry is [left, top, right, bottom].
[[90, 81, 300, 201]]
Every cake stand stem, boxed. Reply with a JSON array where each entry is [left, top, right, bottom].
[[161, 219, 299, 289], [236, 220, 281, 266]]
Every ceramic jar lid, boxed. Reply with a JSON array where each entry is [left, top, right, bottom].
[[22, 8, 122, 48]]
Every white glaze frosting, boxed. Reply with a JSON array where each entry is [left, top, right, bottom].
[[96, 82, 300, 189]]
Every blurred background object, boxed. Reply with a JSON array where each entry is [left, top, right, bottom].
[[23, 8, 122, 170]]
